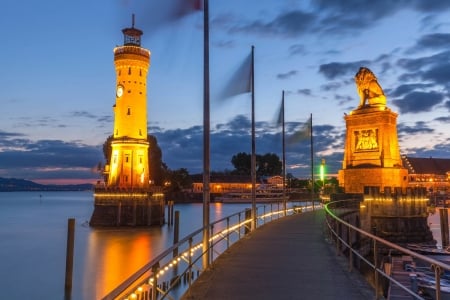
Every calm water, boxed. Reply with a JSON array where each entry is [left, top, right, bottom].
[[0, 191, 251, 299]]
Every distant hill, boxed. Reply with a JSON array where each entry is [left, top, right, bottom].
[[0, 177, 93, 192]]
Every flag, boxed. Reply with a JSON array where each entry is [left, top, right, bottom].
[[124, 0, 202, 28], [273, 96, 283, 127], [219, 52, 252, 100], [168, 0, 203, 21], [287, 116, 311, 145]]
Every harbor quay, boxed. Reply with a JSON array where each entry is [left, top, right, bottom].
[[182, 209, 374, 300]]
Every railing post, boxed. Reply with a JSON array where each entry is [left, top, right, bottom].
[[263, 205, 266, 225], [188, 238, 193, 289], [373, 239, 379, 300], [210, 224, 214, 264], [226, 217, 230, 249], [348, 225, 353, 272], [432, 264, 442, 300], [238, 213, 241, 239], [245, 208, 251, 234], [336, 222, 341, 255], [151, 263, 159, 300], [270, 203, 273, 222], [255, 206, 258, 228]]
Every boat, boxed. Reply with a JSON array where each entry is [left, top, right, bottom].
[[417, 276, 450, 300], [400, 257, 450, 299], [215, 185, 286, 203], [407, 243, 450, 255]]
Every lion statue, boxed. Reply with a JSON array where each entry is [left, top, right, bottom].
[[354, 67, 386, 108]]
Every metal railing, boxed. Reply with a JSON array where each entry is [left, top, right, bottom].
[[102, 201, 315, 300], [325, 199, 450, 300]]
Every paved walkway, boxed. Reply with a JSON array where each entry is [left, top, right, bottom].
[[182, 209, 375, 300]]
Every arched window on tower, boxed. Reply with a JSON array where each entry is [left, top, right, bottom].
[[127, 108, 131, 115], [128, 67, 131, 75]]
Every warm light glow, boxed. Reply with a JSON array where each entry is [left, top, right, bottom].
[[122, 205, 321, 300], [83, 231, 154, 299]]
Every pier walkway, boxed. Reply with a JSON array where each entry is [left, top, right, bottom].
[[182, 209, 374, 300]]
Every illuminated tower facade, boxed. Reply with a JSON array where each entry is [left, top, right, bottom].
[[108, 18, 150, 189], [338, 67, 408, 193], [90, 17, 164, 227]]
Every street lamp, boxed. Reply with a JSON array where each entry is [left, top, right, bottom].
[[320, 159, 326, 190]]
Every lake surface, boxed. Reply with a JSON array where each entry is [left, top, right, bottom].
[[0, 191, 252, 299], [0, 192, 445, 299]]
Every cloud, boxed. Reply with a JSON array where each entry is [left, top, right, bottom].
[[276, 70, 297, 80], [289, 44, 306, 56], [318, 61, 370, 80], [71, 111, 97, 119], [297, 89, 312, 96], [412, 33, 450, 51], [397, 122, 435, 137], [0, 136, 103, 181], [229, 10, 317, 38], [389, 83, 435, 97], [392, 91, 444, 113], [152, 114, 344, 178]]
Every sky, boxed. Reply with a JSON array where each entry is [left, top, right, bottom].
[[0, 0, 450, 185]]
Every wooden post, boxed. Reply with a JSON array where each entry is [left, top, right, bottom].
[[245, 208, 251, 234], [173, 211, 180, 258], [117, 201, 122, 226], [440, 208, 449, 247], [65, 218, 75, 293], [171, 201, 174, 226]]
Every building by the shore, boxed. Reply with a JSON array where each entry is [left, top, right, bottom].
[[402, 155, 450, 195]]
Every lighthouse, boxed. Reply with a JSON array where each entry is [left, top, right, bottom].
[[90, 16, 165, 227], [108, 16, 150, 189]]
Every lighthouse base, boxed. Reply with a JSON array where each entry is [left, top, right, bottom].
[[89, 187, 165, 227]]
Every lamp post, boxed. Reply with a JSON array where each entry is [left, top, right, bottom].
[[320, 159, 326, 197]]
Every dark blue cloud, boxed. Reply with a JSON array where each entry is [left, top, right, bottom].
[[0, 137, 103, 180], [392, 91, 444, 114]]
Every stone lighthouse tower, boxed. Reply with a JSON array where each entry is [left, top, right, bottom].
[[90, 16, 165, 227], [108, 16, 150, 189]]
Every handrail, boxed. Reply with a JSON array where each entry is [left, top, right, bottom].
[[102, 201, 315, 300], [324, 199, 450, 300]]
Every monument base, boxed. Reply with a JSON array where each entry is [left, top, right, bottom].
[[339, 167, 408, 194], [360, 187, 434, 246], [89, 187, 165, 227]]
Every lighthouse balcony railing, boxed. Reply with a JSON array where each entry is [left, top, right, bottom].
[[114, 45, 150, 59]]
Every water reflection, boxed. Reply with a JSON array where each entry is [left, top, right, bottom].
[[83, 228, 169, 299]]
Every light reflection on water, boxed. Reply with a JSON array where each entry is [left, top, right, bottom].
[[0, 192, 249, 299]]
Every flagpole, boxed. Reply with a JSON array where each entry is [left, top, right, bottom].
[[251, 45, 256, 231], [202, 0, 210, 269], [310, 113, 314, 211], [282, 91, 286, 216]]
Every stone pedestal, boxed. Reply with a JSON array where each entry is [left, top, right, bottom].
[[338, 106, 408, 193]]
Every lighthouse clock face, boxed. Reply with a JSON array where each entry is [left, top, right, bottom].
[[116, 85, 124, 98]]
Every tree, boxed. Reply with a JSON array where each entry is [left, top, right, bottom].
[[256, 153, 282, 177], [231, 152, 282, 177], [165, 168, 193, 193], [231, 152, 251, 175], [147, 134, 164, 186]]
